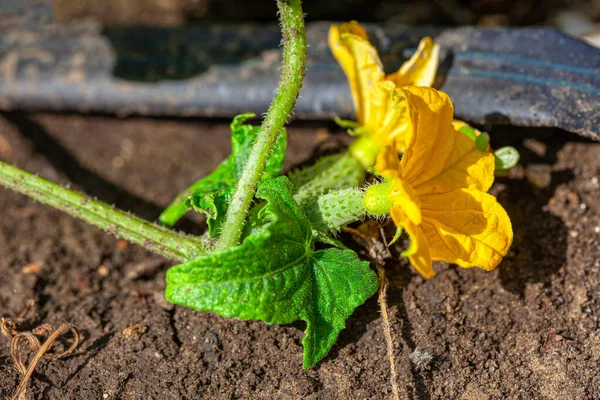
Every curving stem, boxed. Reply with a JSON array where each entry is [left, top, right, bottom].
[[216, 0, 307, 250], [0, 161, 206, 262]]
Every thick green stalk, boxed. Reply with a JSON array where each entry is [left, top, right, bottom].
[[0, 161, 205, 262], [217, 0, 306, 250]]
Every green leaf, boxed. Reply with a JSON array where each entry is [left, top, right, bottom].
[[230, 114, 286, 180], [184, 189, 232, 237], [458, 125, 477, 141], [166, 177, 378, 368], [457, 124, 489, 151], [158, 158, 235, 228], [159, 113, 287, 230], [494, 146, 520, 171], [313, 232, 349, 250], [475, 132, 490, 151]]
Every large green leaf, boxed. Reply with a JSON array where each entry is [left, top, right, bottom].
[[166, 177, 378, 368], [159, 113, 286, 232]]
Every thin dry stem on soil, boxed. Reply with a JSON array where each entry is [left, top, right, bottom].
[[3, 318, 80, 400], [377, 227, 403, 400], [343, 225, 402, 400], [377, 257, 401, 400]]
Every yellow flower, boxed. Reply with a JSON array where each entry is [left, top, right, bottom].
[[328, 21, 440, 159], [375, 86, 513, 278]]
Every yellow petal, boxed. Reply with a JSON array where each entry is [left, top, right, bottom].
[[329, 24, 358, 111], [400, 87, 494, 195], [329, 23, 369, 122], [390, 207, 434, 278], [420, 188, 513, 271], [329, 21, 369, 43], [388, 177, 422, 225], [387, 37, 440, 87], [334, 29, 384, 124], [364, 81, 409, 149], [415, 132, 495, 196], [374, 143, 401, 178]]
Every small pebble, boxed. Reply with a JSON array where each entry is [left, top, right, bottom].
[[121, 138, 135, 160], [569, 230, 579, 238], [22, 263, 42, 275], [97, 265, 109, 277], [523, 138, 547, 157], [525, 164, 552, 189], [112, 156, 125, 169]]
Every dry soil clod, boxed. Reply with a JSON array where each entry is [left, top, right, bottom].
[[122, 323, 149, 340]]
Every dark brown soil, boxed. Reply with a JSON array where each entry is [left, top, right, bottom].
[[0, 113, 599, 399]]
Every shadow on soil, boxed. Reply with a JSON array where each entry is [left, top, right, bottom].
[[0, 112, 198, 233], [491, 127, 574, 296]]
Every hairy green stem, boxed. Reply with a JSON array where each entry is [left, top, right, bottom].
[[0, 161, 205, 262], [217, 0, 306, 250]]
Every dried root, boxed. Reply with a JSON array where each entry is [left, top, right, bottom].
[[1, 299, 37, 338], [343, 224, 400, 400], [2, 301, 80, 400]]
